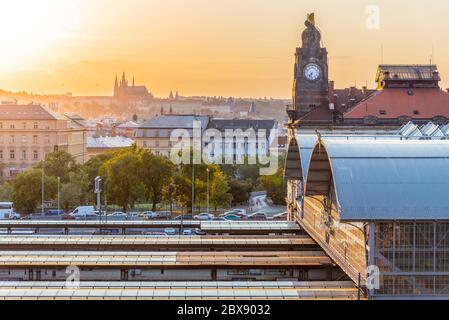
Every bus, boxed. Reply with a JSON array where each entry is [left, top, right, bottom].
[[0, 202, 14, 219]]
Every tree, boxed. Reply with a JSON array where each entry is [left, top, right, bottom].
[[60, 170, 91, 210], [256, 165, 287, 205], [39, 151, 80, 183], [101, 148, 145, 212], [11, 169, 57, 214], [0, 183, 12, 201], [83, 153, 113, 200], [229, 179, 253, 205], [173, 170, 191, 211], [210, 171, 233, 212], [141, 151, 174, 211]]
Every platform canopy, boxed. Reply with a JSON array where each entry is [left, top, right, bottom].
[[305, 139, 449, 221]]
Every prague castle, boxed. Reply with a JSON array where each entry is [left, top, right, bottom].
[[113, 72, 153, 102]]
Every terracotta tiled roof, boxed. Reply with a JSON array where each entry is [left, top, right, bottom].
[[344, 88, 449, 119], [299, 104, 333, 122]]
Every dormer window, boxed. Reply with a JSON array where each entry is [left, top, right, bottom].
[[379, 110, 387, 116], [413, 110, 420, 116]]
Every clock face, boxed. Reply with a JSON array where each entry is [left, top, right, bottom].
[[304, 63, 321, 81]]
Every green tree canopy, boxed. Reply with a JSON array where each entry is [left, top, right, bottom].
[[38, 151, 80, 183], [141, 151, 174, 211], [101, 148, 145, 212], [11, 168, 57, 214], [210, 171, 233, 212]]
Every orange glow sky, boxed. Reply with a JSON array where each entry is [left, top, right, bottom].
[[0, 0, 448, 98]]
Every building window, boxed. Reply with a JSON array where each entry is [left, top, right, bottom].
[[21, 135, 27, 144], [9, 135, 14, 144], [21, 150, 27, 160], [33, 150, 39, 160], [44, 135, 50, 144], [0, 122, 2, 129], [22, 122, 26, 129], [33, 135, 38, 144], [34, 122, 38, 129], [143, 141, 147, 148], [9, 150, 14, 160], [10, 124, 14, 129], [0, 150, 3, 160]]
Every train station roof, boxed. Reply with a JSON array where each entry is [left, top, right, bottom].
[[0, 251, 331, 268], [0, 281, 358, 300], [305, 139, 449, 221]]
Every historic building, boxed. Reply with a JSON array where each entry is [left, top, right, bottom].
[[292, 13, 330, 117], [134, 115, 210, 157], [285, 14, 449, 299], [0, 103, 87, 180], [287, 15, 449, 130], [113, 72, 153, 102]]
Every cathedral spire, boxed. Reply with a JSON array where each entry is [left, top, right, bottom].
[[122, 71, 126, 86]]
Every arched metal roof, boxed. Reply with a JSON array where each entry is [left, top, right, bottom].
[[285, 135, 317, 181], [305, 139, 449, 221]]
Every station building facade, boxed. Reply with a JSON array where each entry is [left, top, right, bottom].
[[285, 137, 449, 299]]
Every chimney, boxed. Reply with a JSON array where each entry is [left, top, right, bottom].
[[433, 70, 441, 81]]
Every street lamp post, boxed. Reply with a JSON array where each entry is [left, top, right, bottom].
[[57, 177, 60, 214], [206, 167, 210, 214], [41, 159, 45, 216]]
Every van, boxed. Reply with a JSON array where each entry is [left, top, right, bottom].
[[0, 202, 14, 220], [70, 206, 97, 220]]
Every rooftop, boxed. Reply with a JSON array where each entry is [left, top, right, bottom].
[[306, 139, 449, 221], [87, 136, 134, 149], [137, 115, 210, 129], [0, 104, 67, 121]]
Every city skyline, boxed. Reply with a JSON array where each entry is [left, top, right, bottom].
[[0, 0, 448, 98]]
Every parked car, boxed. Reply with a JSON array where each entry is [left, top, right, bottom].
[[173, 214, 194, 220], [220, 211, 239, 217], [164, 228, 177, 236], [45, 209, 64, 216], [106, 212, 128, 220], [61, 213, 76, 220], [272, 212, 288, 221], [194, 228, 207, 235], [232, 209, 247, 216], [9, 212, 21, 220], [194, 213, 214, 221], [145, 211, 172, 220], [128, 212, 142, 219], [142, 211, 156, 219], [223, 214, 242, 221], [182, 229, 194, 236], [247, 212, 268, 220]]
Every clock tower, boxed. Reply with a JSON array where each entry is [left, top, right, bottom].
[[293, 13, 329, 117]]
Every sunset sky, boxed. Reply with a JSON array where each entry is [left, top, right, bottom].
[[0, 0, 448, 98]]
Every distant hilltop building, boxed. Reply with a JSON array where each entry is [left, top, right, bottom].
[[113, 72, 153, 102]]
